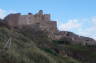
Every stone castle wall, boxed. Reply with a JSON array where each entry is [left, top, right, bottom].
[[4, 13, 20, 27], [4, 10, 57, 33]]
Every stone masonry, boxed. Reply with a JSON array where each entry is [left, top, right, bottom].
[[4, 10, 57, 33]]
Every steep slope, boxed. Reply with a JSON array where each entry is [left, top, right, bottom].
[[0, 27, 81, 63], [53, 39, 96, 63], [0, 27, 56, 63]]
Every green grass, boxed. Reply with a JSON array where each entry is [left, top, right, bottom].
[[0, 27, 82, 63], [52, 40, 96, 63], [63, 44, 96, 63]]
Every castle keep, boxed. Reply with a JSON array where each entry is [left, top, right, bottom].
[[4, 10, 57, 33]]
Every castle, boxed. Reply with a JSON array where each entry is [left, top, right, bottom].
[[1, 10, 96, 45], [4, 10, 57, 33]]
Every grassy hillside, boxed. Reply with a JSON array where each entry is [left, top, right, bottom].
[[0, 27, 81, 63], [53, 40, 96, 63]]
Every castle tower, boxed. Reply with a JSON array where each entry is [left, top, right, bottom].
[[38, 10, 43, 15]]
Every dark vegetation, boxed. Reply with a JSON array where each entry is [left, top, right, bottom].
[[53, 39, 96, 63], [0, 26, 96, 63]]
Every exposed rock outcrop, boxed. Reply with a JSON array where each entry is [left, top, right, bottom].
[[56, 31, 96, 45]]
